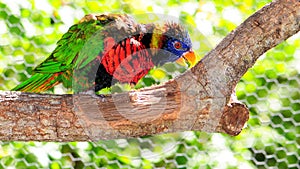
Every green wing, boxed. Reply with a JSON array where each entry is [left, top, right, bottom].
[[12, 14, 108, 92], [12, 14, 139, 92], [35, 15, 106, 73]]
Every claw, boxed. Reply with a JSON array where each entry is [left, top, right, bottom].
[[78, 90, 107, 102]]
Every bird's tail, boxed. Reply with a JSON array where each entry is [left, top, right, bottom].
[[11, 72, 64, 92]]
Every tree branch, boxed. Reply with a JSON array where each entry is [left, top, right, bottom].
[[0, 0, 299, 141]]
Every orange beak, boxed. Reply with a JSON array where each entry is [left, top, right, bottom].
[[176, 51, 197, 68]]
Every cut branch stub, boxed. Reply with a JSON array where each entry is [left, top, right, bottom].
[[221, 103, 249, 136]]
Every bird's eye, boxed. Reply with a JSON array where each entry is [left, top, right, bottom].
[[173, 41, 182, 49]]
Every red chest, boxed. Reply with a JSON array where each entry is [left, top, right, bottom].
[[101, 37, 154, 84]]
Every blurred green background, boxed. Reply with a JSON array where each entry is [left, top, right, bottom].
[[1, 0, 300, 168]]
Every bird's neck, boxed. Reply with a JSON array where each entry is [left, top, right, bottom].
[[139, 23, 169, 66], [143, 24, 166, 49]]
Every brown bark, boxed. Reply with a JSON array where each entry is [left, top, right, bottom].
[[0, 0, 299, 141]]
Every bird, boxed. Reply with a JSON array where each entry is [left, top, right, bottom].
[[12, 13, 196, 94]]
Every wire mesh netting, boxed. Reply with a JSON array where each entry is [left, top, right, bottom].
[[0, 0, 300, 168]]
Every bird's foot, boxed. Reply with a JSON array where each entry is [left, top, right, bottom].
[[77, 90, 106, 102]]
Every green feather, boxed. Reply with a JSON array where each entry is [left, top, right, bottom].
[[12, 14, 139, 92], [12, 14, 106, 92]]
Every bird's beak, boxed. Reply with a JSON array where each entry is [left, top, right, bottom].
[[176, 51, 197, 68]]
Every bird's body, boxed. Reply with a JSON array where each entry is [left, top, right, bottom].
[[12, 14, 196, 93]]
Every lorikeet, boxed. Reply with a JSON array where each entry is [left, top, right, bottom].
[[12, 14, 196, 93]]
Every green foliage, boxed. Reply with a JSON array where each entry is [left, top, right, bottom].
[[1, 0, 299, 168]]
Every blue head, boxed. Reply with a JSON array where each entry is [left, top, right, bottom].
[[149, 22, 196, 67]]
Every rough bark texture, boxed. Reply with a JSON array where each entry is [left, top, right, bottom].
[[0, 0, 299, 141]]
